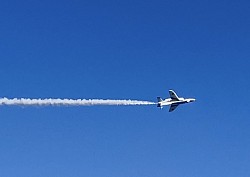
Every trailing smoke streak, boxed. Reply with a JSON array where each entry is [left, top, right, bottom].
[[0, 97, 155, 106]]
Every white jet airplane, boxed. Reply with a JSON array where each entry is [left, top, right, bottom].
[[157, 90, 195, 112]]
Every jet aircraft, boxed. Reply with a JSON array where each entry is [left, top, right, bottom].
[[157, 90, 195, 112]]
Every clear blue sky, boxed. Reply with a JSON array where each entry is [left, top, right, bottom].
[[0, 0, 250, 176]]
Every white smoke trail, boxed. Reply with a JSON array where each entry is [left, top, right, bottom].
[[0, 97, 156, 106]]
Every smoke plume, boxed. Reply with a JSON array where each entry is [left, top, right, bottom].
[[0, 98, 155, 107]]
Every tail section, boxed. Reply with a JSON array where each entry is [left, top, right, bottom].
[[157, 97, 163, 108]]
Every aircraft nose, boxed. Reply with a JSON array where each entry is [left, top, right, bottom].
[[188, 98, 195, 102]]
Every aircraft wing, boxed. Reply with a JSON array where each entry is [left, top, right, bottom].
[[169, 104, 179, 112], [169, 90, 179, 100]]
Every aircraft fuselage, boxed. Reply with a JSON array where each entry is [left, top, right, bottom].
[[157, 98, 195, 107]]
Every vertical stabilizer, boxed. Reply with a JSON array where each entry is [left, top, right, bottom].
[[157, 97, 163, 102]]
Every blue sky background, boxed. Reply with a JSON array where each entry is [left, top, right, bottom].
[[0, 0, 250, 176]]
